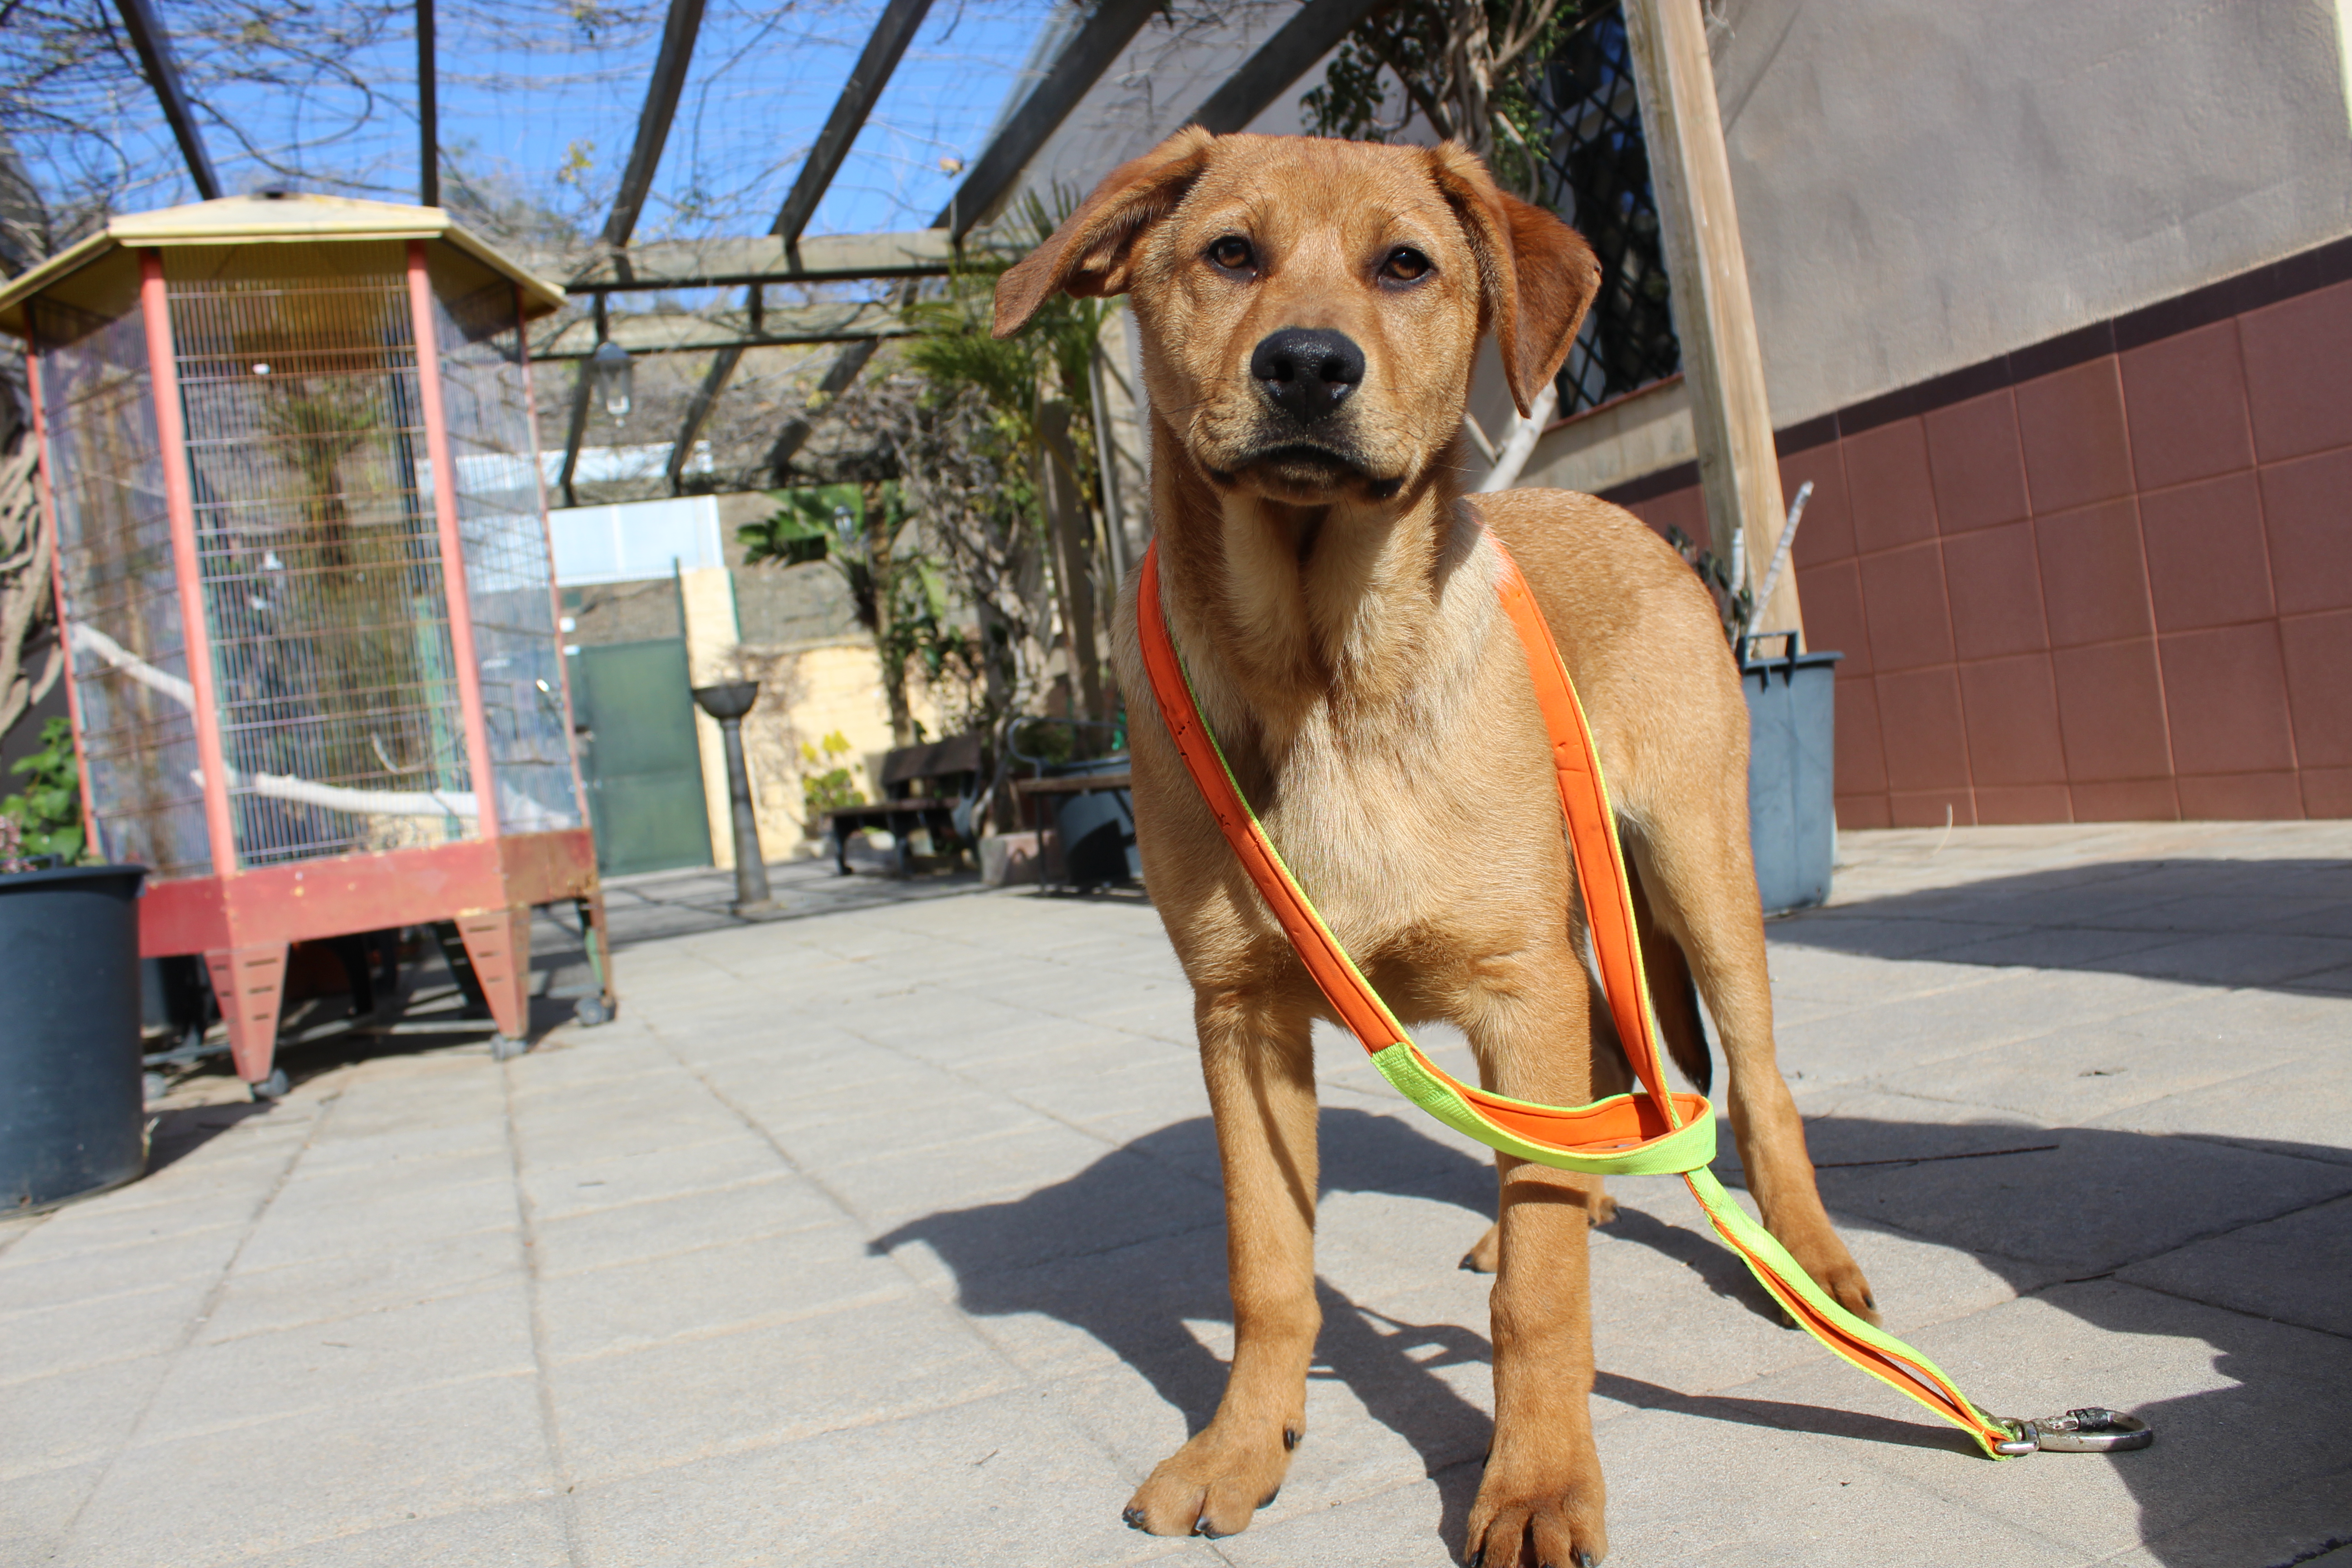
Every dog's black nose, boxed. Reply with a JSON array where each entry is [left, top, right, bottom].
[[1250, 328, 1364, 426]]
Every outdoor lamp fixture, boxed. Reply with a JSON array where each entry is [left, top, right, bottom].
[[590, 338, 634, 421]]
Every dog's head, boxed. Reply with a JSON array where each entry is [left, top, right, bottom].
[[995, 129, 1598, 506]]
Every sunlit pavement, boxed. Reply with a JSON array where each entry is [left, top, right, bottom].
[[5, 825, 2348, 1567]]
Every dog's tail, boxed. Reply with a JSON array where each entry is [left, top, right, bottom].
[[1625, 854, 1714, 1097]]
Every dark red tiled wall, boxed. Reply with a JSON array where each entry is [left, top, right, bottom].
[[1615, 274, 2352, 828]]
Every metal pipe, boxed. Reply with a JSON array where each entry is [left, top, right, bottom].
[[114, 0, 221, 201], [417, 0, 438, 206]]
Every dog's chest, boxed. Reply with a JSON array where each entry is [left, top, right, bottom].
[[1239, 695, 1562, 967]]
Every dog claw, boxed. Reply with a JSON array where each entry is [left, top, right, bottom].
[[1575, 1550, 1598, 1567], [1283, 1426, 1300, 1451], [1121, 1507, 1147, 1532], [1193, 1518, 1227, 1539]]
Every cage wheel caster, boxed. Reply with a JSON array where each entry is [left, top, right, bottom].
[[490, 1034, 528, 1062], [247, 1069, 289, 1102], [573, 995, 610, 1027]]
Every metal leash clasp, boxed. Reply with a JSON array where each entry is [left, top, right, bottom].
[[1995, 1408, 2154, 1455]]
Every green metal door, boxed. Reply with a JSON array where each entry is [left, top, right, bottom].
[[568, 640, 711, 877]]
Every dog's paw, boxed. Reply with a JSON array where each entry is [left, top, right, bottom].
[[1122, 1421, 1297, 1538], [1771, 1221, 1880, 1327], [1460, 1222, 1502, 1274], [1465, 1461, 1607, 1568]]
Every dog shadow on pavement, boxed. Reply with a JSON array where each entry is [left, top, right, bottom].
[[871, 1106, 2351, 1564]]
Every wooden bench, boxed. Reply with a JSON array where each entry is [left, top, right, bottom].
[[823, 732, 983, 876]]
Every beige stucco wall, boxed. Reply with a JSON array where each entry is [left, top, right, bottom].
[[1718, 0, 2352, 426], [729, 637, 946, 861]]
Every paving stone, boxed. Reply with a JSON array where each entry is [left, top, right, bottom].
[[518, 1136, 787, 1222], [61, 1372, 554, 1568], [544, 1291, 1018, 1485], [0, 1460, 106, 1564], [2096, 1465, 2352, 1568], [1808, 1121, 2352, 1274], [144, 1284, 539, 1441], [0, 1353, 173, 1480], [527, 1173, 842, 1279], [233, 1498, 573, 1568], [1763, 1280, 2352, 1561], [536, 1226, 903, 1362], [0, 1275, 212, 1385], [569, 1387, 1183, 1568], [2116, 1192, 2352, 1336], [2091, 1050, 2352, 1166], [197, 1227, 521, 1343], [0, 1221, 247, 1313]]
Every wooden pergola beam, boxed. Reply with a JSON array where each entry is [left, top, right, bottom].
[[1189, 0, 1391, 134], [561, 229, 965, 293], [668, 0, 935, 494], [934, 0, 1162, 239], [771, 0, 935, 253], [760, 0, 1161, 488], [534, 300, 911, 361], [602, 0, 708, 248], [561, 0, 709, 504], [113, 0, 221, 201], [1622, 0, 1802, 642]]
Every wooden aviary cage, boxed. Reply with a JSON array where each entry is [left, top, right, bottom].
[[0, 193, 615, 1097]]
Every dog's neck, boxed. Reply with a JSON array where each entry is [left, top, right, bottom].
[[1148, 409, 1486, 752]]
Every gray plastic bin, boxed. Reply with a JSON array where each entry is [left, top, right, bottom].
[[1742, 636, 1842, 916], [1, 864, 148, 1211]]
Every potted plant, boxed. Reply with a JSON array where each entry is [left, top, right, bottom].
[[1, 719, 149, 1211]]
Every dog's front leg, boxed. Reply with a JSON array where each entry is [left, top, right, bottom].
[[1125, 987, 1318, 1539], [1463, 945, 1609, 1568]]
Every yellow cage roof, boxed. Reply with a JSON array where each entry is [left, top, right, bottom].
[[0, 191, 569, 338]]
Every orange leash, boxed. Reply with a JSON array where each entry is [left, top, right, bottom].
[[1135, 537, 2147, 1458]]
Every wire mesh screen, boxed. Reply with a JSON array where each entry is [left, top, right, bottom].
[[1535, 6, 1681, 415], [429, 258, 580, 834], [33, 280, 214, 877], [166, 242, 475, 868]]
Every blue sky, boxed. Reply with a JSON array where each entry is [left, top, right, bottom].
[[32, 0, 1067, 241]]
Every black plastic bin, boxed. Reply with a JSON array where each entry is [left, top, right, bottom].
[[1, 864, 148, 1211], [1742, 636, 1842, 916]]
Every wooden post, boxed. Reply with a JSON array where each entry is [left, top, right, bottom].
[[1621, 0, 1803, 645], [1037, 401, 1105, 725]]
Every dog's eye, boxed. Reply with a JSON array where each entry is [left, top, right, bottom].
[[1209, 235, 1254, 272], [1381, 246, 1432, 283]]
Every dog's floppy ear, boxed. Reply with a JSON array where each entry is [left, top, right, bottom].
[[993, 126, 1216, 339], [1428, 143, 1601, 417]]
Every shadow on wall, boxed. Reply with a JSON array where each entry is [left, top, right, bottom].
[[1771, 858, 2352, 995], [870, 1107, 2352, 1566]]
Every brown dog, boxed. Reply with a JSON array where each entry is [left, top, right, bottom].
[[994, 128, 1872, 1566]]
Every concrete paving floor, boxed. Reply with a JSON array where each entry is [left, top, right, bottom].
[[4, 823, 2349, 1568]]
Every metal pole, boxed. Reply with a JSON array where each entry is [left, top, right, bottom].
[[417, 0, 438, 207], [718, 714, 769, 910]]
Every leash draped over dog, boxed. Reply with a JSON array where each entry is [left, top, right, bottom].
[[1140, 536, 2080, 1461]]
